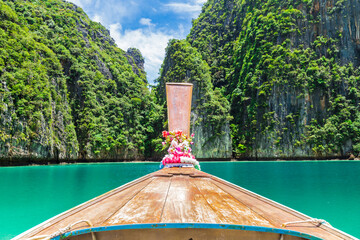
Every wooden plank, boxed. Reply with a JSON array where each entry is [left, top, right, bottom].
[[155, 167, 210, 178], [191, 177, 273, 227], [166, 82, 193, 135], [16, 168, 354, 240], [160, 175, 226, 223], [104, 177, 171, 225]]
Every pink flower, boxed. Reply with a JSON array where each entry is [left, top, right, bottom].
[[159, 130, 198, 169]]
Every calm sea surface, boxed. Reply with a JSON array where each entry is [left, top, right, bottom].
[[0, 161, 359, 239]]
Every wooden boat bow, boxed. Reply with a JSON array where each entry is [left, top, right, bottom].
[[13, 167, 356, 240]]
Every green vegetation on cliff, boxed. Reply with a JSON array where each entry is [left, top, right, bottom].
[[0, 0, 78, 158], [155, 39, 232, 158], [2, 0, 360, 160], [0, 0, 160, 160], [229, 2, 360, 157], [184, 0, 360, 158]]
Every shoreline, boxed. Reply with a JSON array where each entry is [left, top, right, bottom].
[[0, 155, 358, 167]]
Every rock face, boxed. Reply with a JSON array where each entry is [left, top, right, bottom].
[[183, 0, 360, 159], [0, 1, 78, 160], [189, 0, 360, 87], [156, 40, 232, 158], [126, 48, 146, 81], [293, 0, 360, 66], [0, 0, 154, 161]]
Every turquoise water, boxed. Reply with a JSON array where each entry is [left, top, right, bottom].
[[0, 161, 359, 239]]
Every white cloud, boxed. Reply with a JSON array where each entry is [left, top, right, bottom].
[[164, 0, 206, 17], [164, 3, 202, 13], [67, 0, 196, 84], [109, 23, 123, 42], [92, 14, 103, 23], [178, 24, 185, 37], [94, 0, 102, 9], [110, 24, 175, 84], [139, 18, 155, 27], [130, 1, 139, 6], [68, 0, 139, 26], [67, 0, 93, 8], [194, 0, 207, 4]]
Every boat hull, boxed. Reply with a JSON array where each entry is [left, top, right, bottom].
[[58, 223, 319, 240], [13, 168, 356, 240]]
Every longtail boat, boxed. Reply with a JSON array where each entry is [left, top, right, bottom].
[[13, 83, 357, 240]]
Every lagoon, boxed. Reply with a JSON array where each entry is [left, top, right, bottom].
[[0, 161, 359, 239]]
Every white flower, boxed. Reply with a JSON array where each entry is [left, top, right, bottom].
[[180, 157, 200, 170], [170, 139, 178, 148]]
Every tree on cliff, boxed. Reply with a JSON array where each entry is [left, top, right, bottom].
[[0, 0, 162, 160], [185, 0, 360, 158]]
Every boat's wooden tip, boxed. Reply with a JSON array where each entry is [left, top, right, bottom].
[[151, 167, 211, 178], [165, 82, 193, 86], [14, 167, 356, 240]]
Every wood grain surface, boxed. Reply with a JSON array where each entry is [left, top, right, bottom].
[[14, 167, 354, 240]]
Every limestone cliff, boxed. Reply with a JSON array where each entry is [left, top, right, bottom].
[[293, 0, 360, 66], [0, 0, 78, 160], [126, 48, 146, 81], [0, 0, 154, 161], [155, 40, 232, 159], [185, 0, 360, 159]]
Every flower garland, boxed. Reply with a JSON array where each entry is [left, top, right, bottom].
[[160, 130, 201, 170]]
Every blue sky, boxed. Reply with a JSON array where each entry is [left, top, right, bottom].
[[67, 0, 206, 84]]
